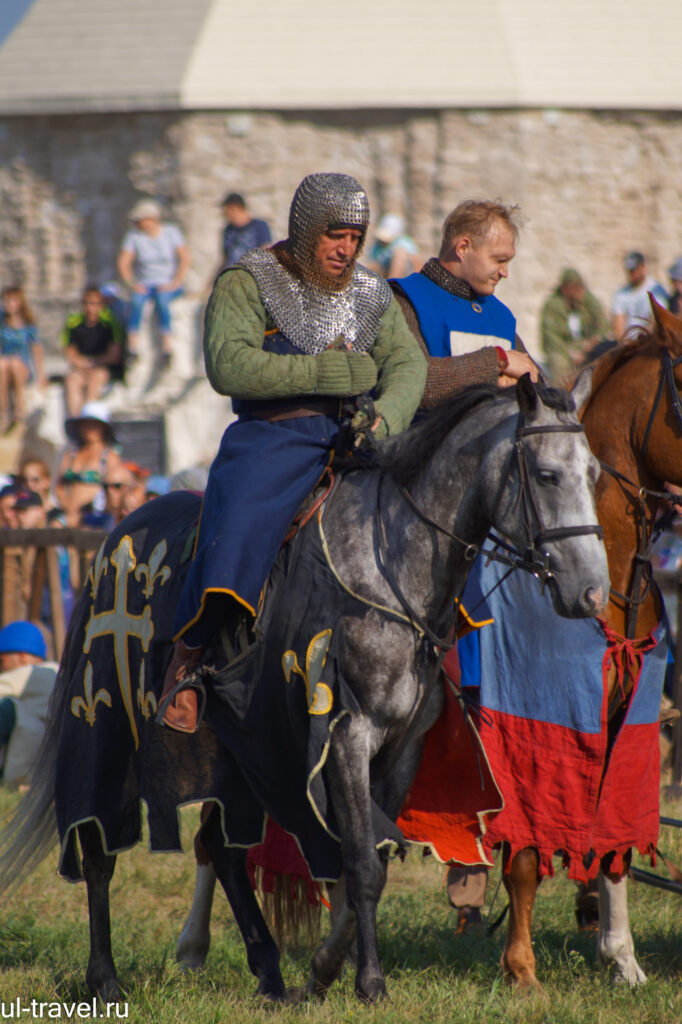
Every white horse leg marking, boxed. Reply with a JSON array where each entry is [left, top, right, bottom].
[[176, 862, 217, 970], [597, 871, 647, 986]]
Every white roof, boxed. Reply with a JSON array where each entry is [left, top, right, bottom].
[[1, 0, 681, 113]]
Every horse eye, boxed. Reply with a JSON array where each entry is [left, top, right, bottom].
[[538, 469, 560, 486]]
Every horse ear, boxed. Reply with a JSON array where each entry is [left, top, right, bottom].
[[650, 293, 682, 354], [516, 373, 538, 419], [571, 366, 594, 413]]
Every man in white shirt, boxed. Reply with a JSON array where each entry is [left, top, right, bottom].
[[611, 251, 668, 340]]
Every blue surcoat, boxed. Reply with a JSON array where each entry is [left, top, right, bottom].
[[396, 272, 516, 358]]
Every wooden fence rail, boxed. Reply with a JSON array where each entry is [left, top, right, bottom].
[[0, 528, 107, 660]]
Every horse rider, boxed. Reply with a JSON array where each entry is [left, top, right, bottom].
[[390, 198, 538, 928], [159, 172, 427, 732]]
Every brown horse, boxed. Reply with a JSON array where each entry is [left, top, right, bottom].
[[501, 298, 682, 987]]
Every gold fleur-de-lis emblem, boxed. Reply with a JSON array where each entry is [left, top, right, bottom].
[[136, 662, 157, 720], [71, 662, 112, 726], [88, 543, 109, 599], [134, 540, 171, 598], [282, 630, 333, 716]]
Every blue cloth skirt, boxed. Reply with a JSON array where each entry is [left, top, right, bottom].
[[173, 413, 339, 638]]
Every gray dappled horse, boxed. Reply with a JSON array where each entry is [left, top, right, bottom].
[[0, 375, 608, 1004]]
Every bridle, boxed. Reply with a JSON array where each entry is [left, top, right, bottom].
[[598, 347, 682, 639], [374, 413, 604, 650]]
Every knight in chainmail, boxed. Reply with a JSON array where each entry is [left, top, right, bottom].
[[159, 172, 426, 732]]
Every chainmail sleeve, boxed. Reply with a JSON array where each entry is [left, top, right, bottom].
[[392, 288, 500, 408]]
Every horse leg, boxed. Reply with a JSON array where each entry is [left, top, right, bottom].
[[597, 866, 647, 986], [308, 878, 359, 997], [78, 820, 120, 1000], [318, 719, 388, 1003], [176, 862, 217, 970], [200, 805, 286, 1000], [501, 846, 542, 988]]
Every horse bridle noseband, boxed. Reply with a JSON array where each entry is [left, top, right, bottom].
[[374, 414, 603, 650], [599, 348, 682, 638]]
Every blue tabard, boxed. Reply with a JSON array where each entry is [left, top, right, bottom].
[[395, 270, 516, 684], [173, 332, 339, 638], [396, 272, 516, 358]]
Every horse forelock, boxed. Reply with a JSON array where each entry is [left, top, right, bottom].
[[376, 381, 575, 488]]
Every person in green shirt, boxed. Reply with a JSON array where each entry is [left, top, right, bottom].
[[540, 268, 609, 384], [160, 172, 426, 732]]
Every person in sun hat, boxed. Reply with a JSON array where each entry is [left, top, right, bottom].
[[367, 213, 422, 279], [117, 198, 190, 368], [56, 400, 121, 526], [0, 620, 59, 787]]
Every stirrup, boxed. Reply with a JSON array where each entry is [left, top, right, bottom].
[[155, 670, 207, 731]]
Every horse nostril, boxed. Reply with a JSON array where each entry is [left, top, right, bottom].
[[584, 585, 604, 613]]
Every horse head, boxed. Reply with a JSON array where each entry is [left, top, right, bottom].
[[486, 375, 609, 619]]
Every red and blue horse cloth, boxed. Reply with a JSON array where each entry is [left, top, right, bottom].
[[458, 555, 670, 882]]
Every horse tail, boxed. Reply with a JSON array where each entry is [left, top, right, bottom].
[[0, 636, 77, 894]]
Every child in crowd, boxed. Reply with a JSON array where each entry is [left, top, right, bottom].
[[0, 286, 46, 431]]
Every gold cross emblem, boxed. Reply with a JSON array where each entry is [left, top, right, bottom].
[[82, 535, 156, 749]]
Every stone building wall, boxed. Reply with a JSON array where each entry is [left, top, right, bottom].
[[1, 107, 682, 357]]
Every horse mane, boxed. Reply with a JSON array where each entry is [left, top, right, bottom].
[[581, 329, 660, 415], [376, 381, 575, 488]]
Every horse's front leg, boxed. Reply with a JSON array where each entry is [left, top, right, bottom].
[[319, 714, 388, 1003], [597, 860, 647, 986], [501, 845, 542, 988]]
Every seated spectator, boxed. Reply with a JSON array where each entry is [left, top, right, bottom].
[[14, 490, 74, 627], [0, 286, 47, 431], [145, 475, 171, 501], [117, 199, 190, 368], [367, 214, 422, 279], [101, 463, 135, 528], [61, 285, 124, 416], [611, 252, 668, 340], [121, 462, 150, 518], [18, 456, 56, 515], [668, 257, 682, 316], [56, 401, 121, 527], [0, 621, 58, 787], [0, 483, 21, 528], [540, 268, 610, 384]]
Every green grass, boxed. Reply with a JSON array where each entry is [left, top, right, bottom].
[[0, 788, 681, 1023]]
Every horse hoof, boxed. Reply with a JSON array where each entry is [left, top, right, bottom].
[[356, 976, 387, 1003], [87, 976, 121, 1002], [306, 976, 329, 1001], [283, 986, 308, 1005]]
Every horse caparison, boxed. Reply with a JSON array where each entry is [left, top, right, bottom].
[[500, 298, 682, 988], [0, 375, 608, 1003]]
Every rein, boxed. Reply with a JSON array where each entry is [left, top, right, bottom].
[[596, 348, 682, 639], [372, 415, 603, 650]]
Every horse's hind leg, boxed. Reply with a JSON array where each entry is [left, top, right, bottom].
[[201, 805, 286, 1000], [501, 846, 542, 989], [597, 866, 647, 986], [78, 820, 120, 1000]]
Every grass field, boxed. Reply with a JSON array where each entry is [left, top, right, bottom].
[[0, 787, 681, 1024]]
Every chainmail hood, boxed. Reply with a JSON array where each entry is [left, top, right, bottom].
[[239, 248, 391, 355], [288, 172, 370, 275]]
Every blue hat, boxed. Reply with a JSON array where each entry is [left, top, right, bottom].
[[145, 475, 170, 497], [0, 621, 46, 659]]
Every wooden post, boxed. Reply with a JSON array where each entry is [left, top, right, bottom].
[[46, 547, 66, 658]]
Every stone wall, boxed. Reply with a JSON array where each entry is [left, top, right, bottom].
[[2, 107, 682, 357]]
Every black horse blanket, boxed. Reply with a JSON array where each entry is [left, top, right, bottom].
[[56, 491, 408, 883]]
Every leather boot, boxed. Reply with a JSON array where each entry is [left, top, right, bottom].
[[158, 640, 205, 733]]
